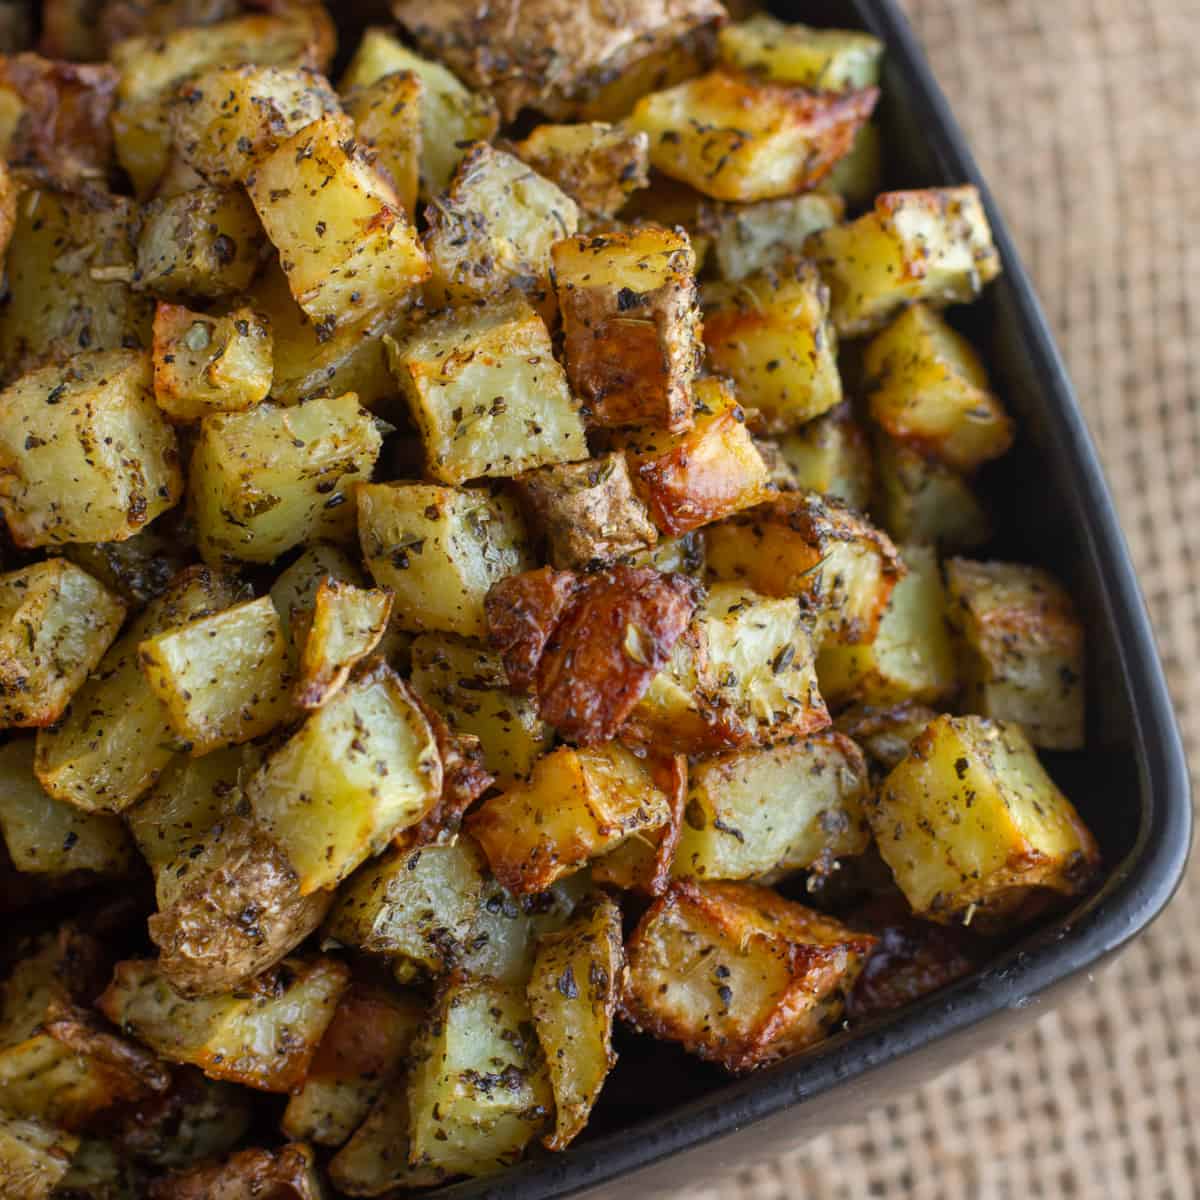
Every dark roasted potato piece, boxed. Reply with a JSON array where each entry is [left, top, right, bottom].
[[147, 1142, 324, 1200]]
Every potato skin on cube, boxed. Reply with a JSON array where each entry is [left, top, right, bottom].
[[144, 1143, 324, 1200], [621, 880, 876, 1072]]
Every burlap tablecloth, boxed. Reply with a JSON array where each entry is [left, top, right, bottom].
[[689, 1, 1200, 1196]]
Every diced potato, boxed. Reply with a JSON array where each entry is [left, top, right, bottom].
[[269, 542, 364, 655], [0, 740, 134, 876], [152, 304, 272, 423], [630, 68, 877, 202], [135, 187, 267, 302], [358, 482, 533, 638], [248, 114, 429, 330], [709, 192, 844, 281], [818, 544, 958, 707], [144, 1143, 324, 1200], [514, 122, 650, 216], [870, 715, 1100, 925], [98, 956, 348, 1093], [324, 838, 487, 981], [945, 559, 1085, 750], [467, 743, 674, 894], [407, 973, 552, 1178], [191, 392, 382, 565], [718, 16, 883, 89], [552, 226, 701, 433], [0, 187, 153, 382], [528, 894, 623, 1150], [281, 984, 424, 1147], [60, 520, 193, 612], [338, 28, 499, 200], [621, 879, 876, 1071], [248, 663, 442, 893], [673, 731, 870, 881], [389, 294, 587, 483], [342, 70, 423, 218], [409, 635, 552, 786], [295, 578, 392, 709], [424, 144, 579, 316], [0, 560, 126, 728], [35, 566, 242, 813], [834, 700, 940, 775], [137, 595, 294, 754], [774, 403, 873, 511], [592, 755, 686, 896], [806, 187, 1002, 338], [706, 491, 904, 644], [702, 260, 842, 430], [627, 530, 706, 575], [616, 377, 771, 535], [0, 1114, 78, 1200], [864, 304, 1013, 472], [822, 121, 882, 210]]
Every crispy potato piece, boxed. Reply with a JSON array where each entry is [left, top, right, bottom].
[[407, 973, 552, 1178], [528, 894, 623, 1150], [709, 191, 843, 281], [717, 16, 883, 89], [552, 226, 701, 433], [36, 565, 243, 813], [281, 984, 425, 1147], [0, 560, 126, 728], [191, 393, 382, 565], [630, 68, 877, 202], [515, 453, 658, 570], [152, 304, 273, 422], [806, 187, 1002, 338], [358, 483, 533, 638], [945, 559, 1085, 750], [248, 663, 442, 893], [702, 260, 842, 430], [295, 579, 393, 709], [872, 716, 1099, 926], [467, 743, 673, 894], [514, 122, 650, 216], [388, 294, 586, 484], [484, 565, 579, 691], [269, 543, 365, 656], [773, 403, 873, 511], [673, 731, 870, 881], [147, 1142, 324, 1200], [622, 880, 875, 1071], [99, 957, 348, 1093], [706, 491, 904, 644], [342, 70, 423, 219], [61, 520, 194, 611], [834, 700, 940, 776], [818, 544, 957, 707]]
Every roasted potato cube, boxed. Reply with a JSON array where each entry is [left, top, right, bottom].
[[248, 663, 442, 893], [702, 260, 842, 429], [630, 69, 877, 202], [0, 740, 134, 876], [718, 16, 883, 89], [424, 143, 579, 316], [621, 879, 875, 1071], [281, 983, 424, 1147], [324, 838, 487, 980], [621, 171, 717, 267], [152, 304, 272, 422], [60, 520, 194, 612], [706, 491, 904, 644], [358, 483, 533, 638], [99, 956, 348, 1093], [864, 304, 1014, 472], [774, 403, 873, 510], [514, 122, 650, 216], [0, 1114, 78, 1200], [137, 595, 294, 754], [295, 579, 392, 709], [528, 894, 623, 1150], [818, 544, 958, 708], [870, 715, 1100, 924], [0, 560, 126, 728], [144, 1143, 324, 1200], [945, 559, 1085, 750], [389, 294, 586, 483], [34, 566, 241, 812], [823, 120, 882, 210], [407, 973, 552, 1178], [248, 114, 429, 330], [709, 191, 843, 281], [339, 28, 499, 200], [135, 187, 267, 302], [616, 377, 771, 535], [834, 700, 941, 775], [269, 543, 366, 657], [806, 187, 1002, 338], [342, 70, 423, 219], [673, 731, 870, 881], [515, 452, 658, 570], [467, 743, 674, 894], [552, 226, 701, 432], [191, 392, 382, 565]]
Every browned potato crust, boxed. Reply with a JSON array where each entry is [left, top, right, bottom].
[[148, 1142, 324, 1200]]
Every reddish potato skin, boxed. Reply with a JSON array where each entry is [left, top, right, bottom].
[[486, 566, 579, 690], [148, 1142, 323, 1200]]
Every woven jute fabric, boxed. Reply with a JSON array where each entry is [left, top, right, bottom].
[[689, 2, 1200, 1197]]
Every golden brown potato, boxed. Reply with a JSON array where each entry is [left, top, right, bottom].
[[773, 402, 873, 511], [342, 69, 423, 219], [269, 543, 365, 656], [0, 1114, 78, 1200], [294, 578, 393, 709], [717, 15, 883, 89], [833, 700, 941, 775], [514, 122, 650, 216], [708, 191, 844, 281], [146, 1142, 324, 1200], [621, 880, 876, 1071]]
